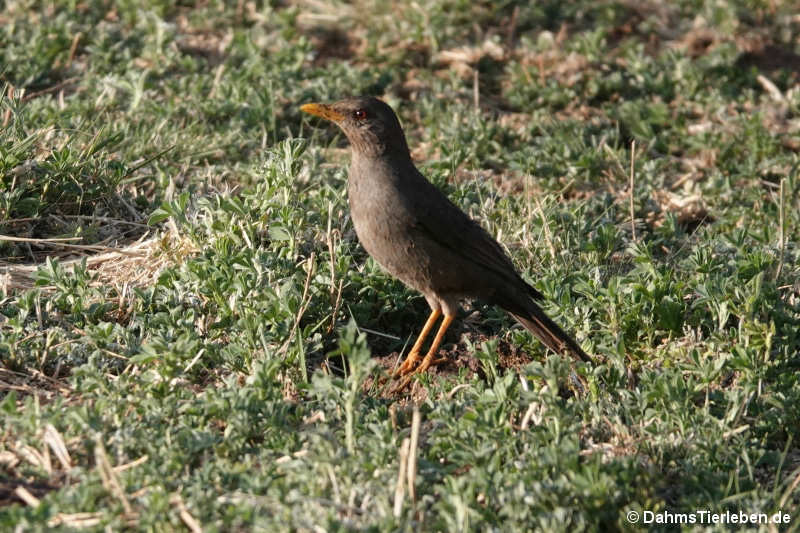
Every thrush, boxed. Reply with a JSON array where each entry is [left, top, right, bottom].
[[301, 96, 591, 377]]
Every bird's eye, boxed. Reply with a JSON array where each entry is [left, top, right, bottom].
[[353, 109, 367, 120]]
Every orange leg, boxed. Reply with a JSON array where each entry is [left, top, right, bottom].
[[413, 314, 455, 374], [395, 309, 441, 376]]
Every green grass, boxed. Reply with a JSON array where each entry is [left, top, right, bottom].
[[2, 0, 800, 531]]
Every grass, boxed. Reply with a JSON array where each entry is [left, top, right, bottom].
[[1, 0, 800, 531]]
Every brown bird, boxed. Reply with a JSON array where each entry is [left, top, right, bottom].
[[301, 97, 590, 377]]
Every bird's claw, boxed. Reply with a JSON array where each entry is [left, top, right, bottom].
[[390, 352, 448, 394], [394, 351, 422, 377], [394, 351, 448, 377]]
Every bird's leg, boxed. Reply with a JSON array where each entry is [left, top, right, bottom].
[[413, 314, 455, 374], [395, 309, 441, 375], [390, 313, 454, 392]]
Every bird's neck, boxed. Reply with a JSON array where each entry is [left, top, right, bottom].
[[350, 148, 417, 186], [348, 129, 410, 159], [352, 146, 413, 169]]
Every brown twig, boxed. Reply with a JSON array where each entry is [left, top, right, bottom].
[[21, 77, 80, 102]]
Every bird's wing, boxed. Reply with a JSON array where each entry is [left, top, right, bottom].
[[407, 170, 544, 300], [405, 171, 592, 363]]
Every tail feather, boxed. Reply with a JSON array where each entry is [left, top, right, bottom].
[[509, 305, 591, 364]]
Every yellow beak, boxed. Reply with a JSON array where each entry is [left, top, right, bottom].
[[300, 103, 345, 122]]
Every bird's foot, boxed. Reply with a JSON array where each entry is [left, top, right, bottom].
[[390, 353, 448, 393], [395, 351, 448, 377], [414, 352, 446, 374], [394, 350, 422, 376]]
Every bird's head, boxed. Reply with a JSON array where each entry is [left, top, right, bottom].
[[301, 97, 409, 158]]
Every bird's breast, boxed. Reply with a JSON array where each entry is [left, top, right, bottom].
[[347, 161, 432, 291]]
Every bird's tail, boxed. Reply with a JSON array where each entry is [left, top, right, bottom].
[[509, 304, 591, 364]]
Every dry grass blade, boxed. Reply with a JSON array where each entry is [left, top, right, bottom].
[[14, 486, 41, 507], [447, 383, 471, 398], [756, 73, 784, 102], [393, 437, 411, 517], [279, 253, 315, 354], [0, 450, 20, 469], [171, 493, 203, 533], [47, 512, 104, 528], [94, 436, 134, 517], [775, 178, 786, 280], [778, 467, 800, 509], [521, 400, 543, 431], [0, 235, 82, 243], [43, 424, 72, 471], [532, 196, 556, 260], [16, 443, 51, 474], [629, 140, 637, 241], [0, 229, 197, 292], [113, 455, 149, 473], [407, 406, 421, 502]]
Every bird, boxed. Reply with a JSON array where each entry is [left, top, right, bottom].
[[301, 96, 591, 378]]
